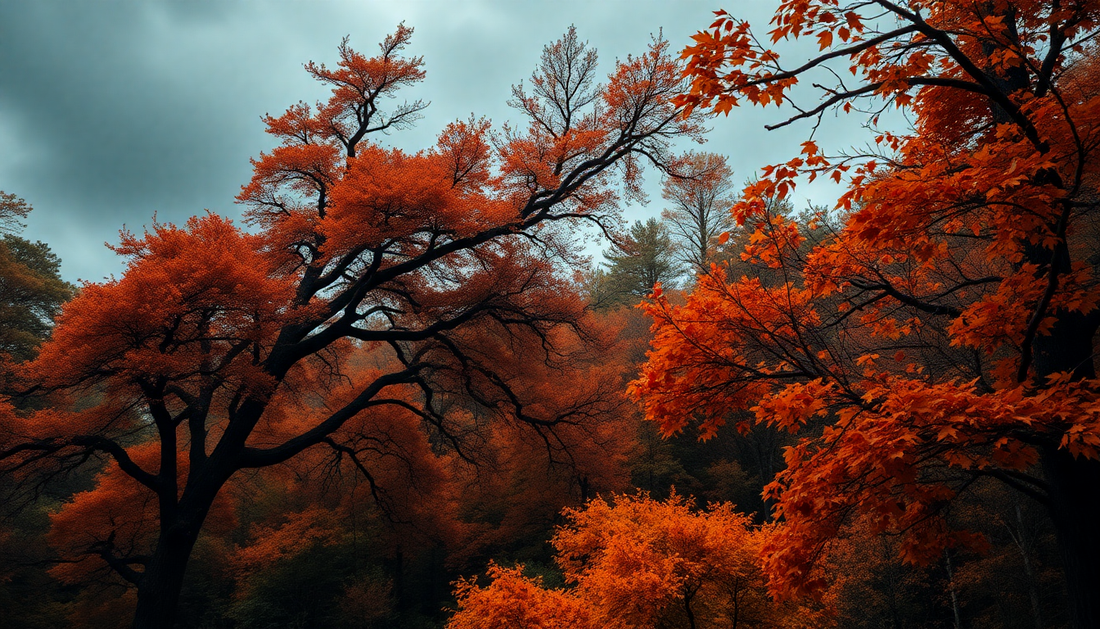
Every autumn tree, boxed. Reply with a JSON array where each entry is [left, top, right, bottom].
[[439, 316, 636, 572], [554, 492, 775, 629], [661, 152, 737, 272], [0, 25, 701, 629], [632, 2, 1100, 628], [448, 493, 794, 629], [820, 515, 952, 629]]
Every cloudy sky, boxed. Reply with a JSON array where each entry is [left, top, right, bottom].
[[0, 0, 893, 283]]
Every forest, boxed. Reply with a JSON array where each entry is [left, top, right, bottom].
[[1, 1, 1099, 628]]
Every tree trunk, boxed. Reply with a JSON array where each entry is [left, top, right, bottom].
[[130, 461, 229, 629], [682, 587, 697, 629], [1041, 446, 1100, 629], [1013, 503, 1044, 629], [131, 525, 203, 629], [944, 549, 963, 629], [1028, 238, 1100, 629]]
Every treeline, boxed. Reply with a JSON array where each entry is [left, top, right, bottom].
[[0, 179, 1072, 629]]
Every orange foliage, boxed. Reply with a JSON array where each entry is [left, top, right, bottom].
[[1, 24, 701, 627], [450, 494, 819, 629], [444, 316, 636, 566], [555, 492, 772, 628], [29, 214, 293, 397], [634, 2, 1100, 620], [449, 563, 594, 629]]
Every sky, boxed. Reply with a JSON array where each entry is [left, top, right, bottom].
[[0, 0, 898, 283]]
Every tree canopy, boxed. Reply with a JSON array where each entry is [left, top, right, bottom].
[[0, 192, 74, 365], [632, 2, 1100, 627], [0, 24, 702, 629]]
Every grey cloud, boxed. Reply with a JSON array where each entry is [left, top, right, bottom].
[[0, 0, 899, 282]]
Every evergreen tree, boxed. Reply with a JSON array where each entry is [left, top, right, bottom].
[[601, 218, 682, 306], [0, 192, 74, 364]]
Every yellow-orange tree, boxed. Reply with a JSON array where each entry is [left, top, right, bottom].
[[0, 25, 700, 629], [631, 2, 1100, 627], [448, 493, 784, 629]]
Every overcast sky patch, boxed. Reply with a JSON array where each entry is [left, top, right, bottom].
[[0, 0, 902, 283]]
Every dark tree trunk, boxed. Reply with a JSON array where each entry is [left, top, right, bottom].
[[130, 461, 230, 629], [1040, 446, 1100, 629], [131, 524, 203, 629], [1029, 281, 1100, 629], [682, 587, 697, 629], [1024, 176, 1100, 628]]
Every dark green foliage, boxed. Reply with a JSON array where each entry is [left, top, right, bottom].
[[0, 233, 75, 363], [598, 218, 683, 307], [228, 541, 394, 629]]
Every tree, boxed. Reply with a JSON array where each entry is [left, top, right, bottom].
[[603, 217, 683, 304], [0, 25, 701, 629], [554, 492, 775, 629], [0, 192, 74, 365], [0, 237, 76, 365], [632, 2, 1100, 627], [661, 152, 737, 273], [0, 191, 32, 236], [449, 562, 595, 629], [440, 316, 637, 571], [448, 493, 797, 629], [819, 515, 951, 629], [0, 195, 75, 626]]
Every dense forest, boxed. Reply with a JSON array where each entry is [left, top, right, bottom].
[[2, 2, 1099, 628]]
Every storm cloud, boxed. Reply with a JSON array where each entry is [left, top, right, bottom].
[[0, 0, 889, 282]]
